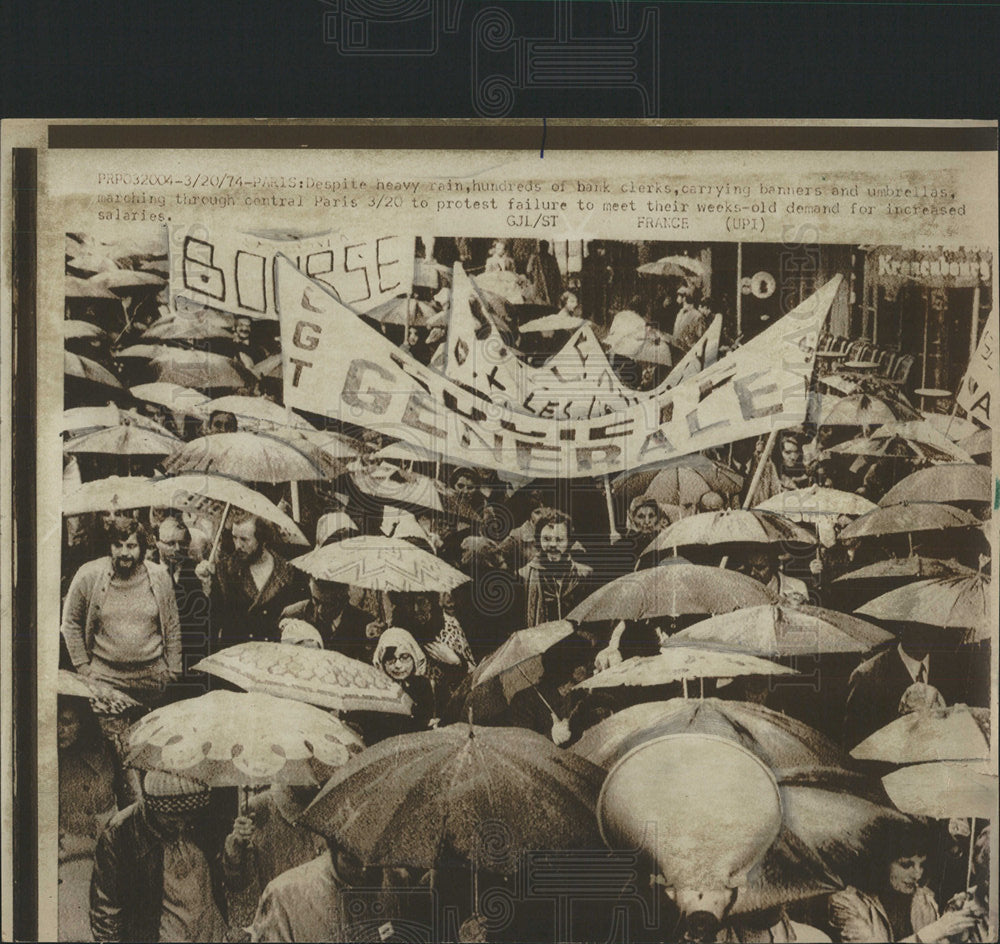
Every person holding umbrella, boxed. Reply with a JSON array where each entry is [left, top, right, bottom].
[[90, 771, 252, 943], [828, 822, 977, 943]]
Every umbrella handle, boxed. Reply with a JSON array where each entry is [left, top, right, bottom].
[[208, 502, 232, 567], [742, 429, 779, 511], [966, 817, 976, 888], [603, 475, 622, 544], [514, 663, 556, 716]]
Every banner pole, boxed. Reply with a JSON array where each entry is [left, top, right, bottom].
[[719, 428, 779, 570], [603, 475, 621, 545]]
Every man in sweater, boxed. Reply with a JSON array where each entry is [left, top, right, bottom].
[[61, 518, 181, 707]]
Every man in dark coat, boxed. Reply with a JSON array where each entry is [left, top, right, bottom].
[[280, 577, 376, 663]]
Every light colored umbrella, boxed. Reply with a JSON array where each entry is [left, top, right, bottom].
[[148, 472, 310, 545], [879, 463, 992, 507], [150, 348, 258, 391], [920, 412, 980, 442], [200, 395, 315, 432], [828, 420, 974, 464], [851, 705, 989, 763], [65, 276, 117, 300], [63, 424, 179, 456], [575, 645, 797, 690], [566, 562, 776, 624], [66, 254, 120, 278], [65, 352, 123, 391], [839, 501, 980, 541], [573, 697, 848, 771], [958, 429, 991, 461], [91, 269, 166, 294], [114, 344, 171, 360], [820, 392, 920, 426], [125, 690, 363, 786], [130, 382, 210, 413], [62, 405, 174, 437], [351, 469, 482, 522], [291, 535, 470, 593], [63, 320, 109, 341], [365, 294, 439, 326], [832, 557, 975, 585], [644, 509, 815, 556], [163, 431, 327, 483], [193, 642, 412, 715], [63, 475, 159, 516], [856, 572, 991, 639], [301, 724, 605, 872], [58, 669, 144, 716], [142, 314, 234, 342], [605, 315, 675, 365], [667, 604, 892, 656], [881, 761, 996, 819], [373, 441, 441, 464], [251, 352, 283, 381], [756, 486, 876, 520], [637, 255, 707, 279], [519, 311, 587, 334]]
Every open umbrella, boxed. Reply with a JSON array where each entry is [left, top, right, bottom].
[[566, 562, 776, 624], [114, 344, 172, 360], [574, 698, 849, 771], [301, 724, 605, 873], [351, 469, 482, 523], [879, 463, 992, 507], [820, 392, 920, 426], [958, 429, 991, 461], [163, 431, 327, 483], [65, 352, 124, 391], [605, 320, 675, 366], [519, 311, 587, 334], [63, 320, 110, 342], [839, 501, 980, 542], [575, 645, 797, 691], [63, 424, 180, 456], [828, 420, 974, 464], [91, 269, 166, 294], [63, 475, 159, 516], [920, 412, 980, 442], [636, 256, 707, 280], [199, 395, 315, 432], [643, 509, 815, 557], [62, 405, 175, 437], [65, 276, 117, 300], [667, 604, 892, 656], [291, 536, 470, 593], [58, 669, 144, 716], [832, 557, 975, 586], [365, 294, 439, 327], [881, 762, 996, 820], [855, 572, 991, 640], [193, 642, 412, 715], [851, 705, 989, 764], [150, 348, 258, 391], [125, 690, 363, 787], [755, 486, 877, 520], [142, 314, 234, 342], [130, 382, 210, 414], [612, 455, 743, 507]]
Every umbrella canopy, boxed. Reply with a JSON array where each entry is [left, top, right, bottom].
[[566, 562, 776, 624], [644, 509, 815, 556], [575, 645, 797, 690], [301, 724, 605, 872], [636, 255, 707, 279], [879, 463, 992, 507], [919, 412, 980, 442], [855, 572, 992, 639], [612, 455, 743, 507], [64, 320, 110, 342], [828, 421, 974, 464], [351, 469, 481, 522], [365, 294, 439, 327], [605, 317, 675, 365], [142, 314, 234, 342], [851, 705, 989, 764], [66, 254, 120, 278], [574, 698, 848, 771], [125, 690, 363, 786], [115, 344, 171, 360], [668, 604, 892, 656], [65, 276, 117, 300], [832, 556, 975, 586], [90, 269, 166, 294], [839, 501, 981, 541], [519, 312, 587, 334], [199, 395, 315, 433], [958, 428, 991, 461], [62, 405, 174, 437], [150, 348, 258, 391], [881, 762, 997, 819], [193, 642, 412, 715], [63, 475, 159, 516], [820, 392, 920, 426], [755, 486, 877, 520], [65, 352, 124, 391], [163, 431, 327, 484], [147, 472, 310, 545], [63, 424, 180, 456], [291, 536, 470, 593], [58, 669, 144, 716], [130, 382, 210, 413], [472, 621, 575, 690]]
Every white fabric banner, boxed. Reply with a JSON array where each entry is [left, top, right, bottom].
[[957, 306, 997, 428]]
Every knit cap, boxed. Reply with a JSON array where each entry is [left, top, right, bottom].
[[143, 771, 211, 814]]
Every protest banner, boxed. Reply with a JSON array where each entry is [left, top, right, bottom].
[[957, 306, 997, 427], [279, 257, 837, 478], [169, 227, 413, 319]]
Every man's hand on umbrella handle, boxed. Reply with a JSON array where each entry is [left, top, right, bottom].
[[425, 641, 460, 665], [225, 815, 256, 857], [594, 646, 623, 673], [195, 560, 215, 592], [550, 716, 571, 746], [366, 620, 387, 640]]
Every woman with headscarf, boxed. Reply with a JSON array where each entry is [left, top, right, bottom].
[[373, 627, 436, 731]]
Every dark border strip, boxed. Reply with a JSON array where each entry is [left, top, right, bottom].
[[12, 147, 39, 943], [48, 123, 997, 151]]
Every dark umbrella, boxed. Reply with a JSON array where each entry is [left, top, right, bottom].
[[879, 463, 992, 507]]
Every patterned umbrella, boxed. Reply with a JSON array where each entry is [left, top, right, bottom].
[[290, 536, 470, 593], [575, 645, 797, 691], [879, 463, 992, 507], [573, 697, 849, 771], [567, 562, 776, 623], [881, 762, 996, 819], [64, 352, 123, 391], [855, 572, 992, 639], [58, 669, 144, 716], [644, 509, 815, 556], [193, 642, 412, 715], [163, 431, 327, 483], [63, 424, 180, 456], [667, 604, 892, 656], [301, 724, 605, 872], [839, 501, 980, 541], [755, 486, 876, 520], [125, 690, 363, 786], [851, 705, 990, 764]]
